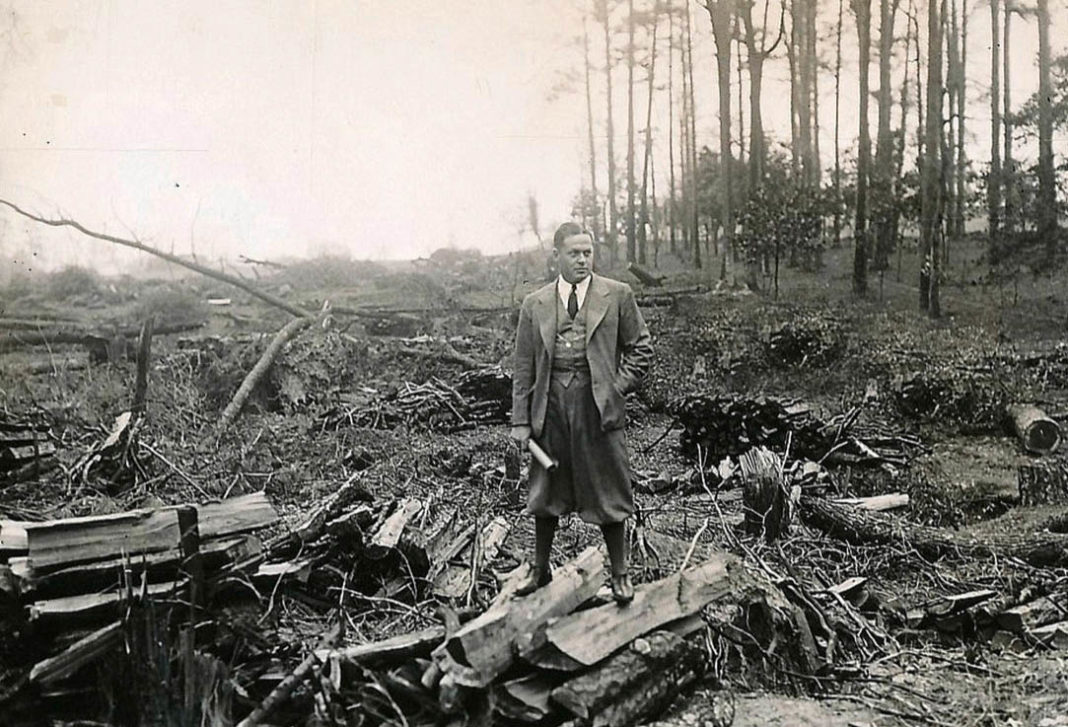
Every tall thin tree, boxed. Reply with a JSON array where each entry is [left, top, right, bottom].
[[1036, 0, 1056, 257], [667, 0, 678, 254], [833, 0, 844, 246], [1002, 1, 1014, 233], [705, 0, 736, 273], [921, 0, 944, 316], [583, 12, 601, 240], [988, 0, 1001, 249], [852, 0, 873, 296], [600, 0, 620, 262], [626, 0, 638, 263], [639, 8, 660, 265], [686, 1, 702, 268]]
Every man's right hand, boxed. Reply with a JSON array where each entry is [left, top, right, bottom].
[[510, 425, 532, 449]]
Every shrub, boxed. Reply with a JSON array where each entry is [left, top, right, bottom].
[[47, 266, 100, 300], [274, 256, 384, 291], [132, 286, 207, 328]]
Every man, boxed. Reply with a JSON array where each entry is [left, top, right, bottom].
[[510, 222, 654, 604]]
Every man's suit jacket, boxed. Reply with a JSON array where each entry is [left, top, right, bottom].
[[511, 274, 653, 437]]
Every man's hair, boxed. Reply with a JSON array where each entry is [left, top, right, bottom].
[[553, 222, 592, 249]]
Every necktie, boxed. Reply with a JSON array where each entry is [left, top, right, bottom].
[[567, 283, 579, 319]]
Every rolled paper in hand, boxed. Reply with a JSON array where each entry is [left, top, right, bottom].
[[527, 440, 558, 472]]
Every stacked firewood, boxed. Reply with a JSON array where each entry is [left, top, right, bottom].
[[0, 420, 56, 486], [323, 366, 512, 433], [672, 394, 837, 461]]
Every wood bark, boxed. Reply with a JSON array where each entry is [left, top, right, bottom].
[[1036, 0, 1056, 251], [800, 496, 1068, 567], [367, 498, 423, 558], [601, 0, 620, 262], [705, 0, 734, 274], [638, 9, 658, 266], [988, 0, 1002, 247], [1017, 461, 1068, 506], [685, 1, 702, 269], [920, 0, 943, 317], [626, 0, 637, 264], [550, 630, 702, 722], [433, 516, 510, 599], [583, 12, 601, 240], [29, 621, 123, 685]]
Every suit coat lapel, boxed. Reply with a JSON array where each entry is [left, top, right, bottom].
[[585, 274, 610, 344], [534, 283, 558, 354]]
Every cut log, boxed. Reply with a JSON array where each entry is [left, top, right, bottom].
[[1031, 621, 1068, 649], [433, 516, 510, 599], [29, 621, 123, 685], [22, 509, 183, 572], [550, 631, 702, 723], [1, 441, 57, 464], [196, 493, 279, 538], [800, 496, 1068, 568], [529, 553, 742, 669], [0, 520, 28, 554], [1006, 404, 1061, 455], [29, 580, 187, 624], [833, 493, 910, 511], [1018, 461, 1068, 506], [318, 626, 446, 667], [627, 262, 665, 287], [433, 547, 605, 687], [997, 594, 1068, 633]]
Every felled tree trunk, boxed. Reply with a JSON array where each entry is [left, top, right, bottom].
[[800, 497, 1068, 567], [1006, 404, 1061, 455]]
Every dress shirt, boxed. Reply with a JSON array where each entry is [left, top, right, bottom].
[[556, 274, 591, 312]]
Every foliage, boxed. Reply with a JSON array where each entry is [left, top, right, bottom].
[[131, 285, 208, 328], [274, 255, 384, 291], [47, 265, 100, 300], [735, 154, 827, 272]]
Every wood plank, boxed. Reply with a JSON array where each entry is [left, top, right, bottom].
[[997, 595, 1068, 633], [29, 580, 187, 624], [195, 492, 278, 538], [433, 547, 605, 687], [0, 520, 28, 553], [1, 442, 57, 462], [1031, 621, 1068, 649], [494, 673, 563, 724], [29, 621, 123, 684], [536, 553, 742, 667], [23, 509, 183, 571], [318, 626, 446, 667], [12, 535, 261, 599], [833, 493, 910, 511]]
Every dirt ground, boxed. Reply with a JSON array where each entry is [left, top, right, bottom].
[[3, 237, 1068, 725]]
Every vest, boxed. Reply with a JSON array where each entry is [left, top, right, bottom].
[[552, 290, 590, 385]]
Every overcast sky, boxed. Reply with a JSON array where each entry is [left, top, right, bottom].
[[0, 1, 1064, 272]]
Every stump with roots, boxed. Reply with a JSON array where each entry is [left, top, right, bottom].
[[739, 446, 798, 542]]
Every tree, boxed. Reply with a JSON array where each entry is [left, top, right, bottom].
[[704, 0, 736, 273], [667, 0, 678, 255], [638, 6, 660, 265], [988, 0, 1002, 248], [920, 0, 943, 317], [685, 1, 702, 268], [1002, 1, 1015, 233], [851, 0, 873, 296], [739, 0, 786, 191], [1036, 0, 1057, 255], [872, 0, 900, 272], [598, 0, 621, 262], [583, 11, 601, 241], [626, 0, 637, 263], [833, 0, 845, 246]]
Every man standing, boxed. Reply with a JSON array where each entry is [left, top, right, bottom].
[[510, 222, 654, 604]]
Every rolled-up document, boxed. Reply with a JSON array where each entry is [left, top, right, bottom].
[[527, 440, 558, 472]]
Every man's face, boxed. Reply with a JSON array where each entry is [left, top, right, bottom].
[[554, 233, 594, 284]]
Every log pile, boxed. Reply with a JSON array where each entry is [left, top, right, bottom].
[[764, 314, 843, 368], [0, 421, 56, 487], [323, 366, 512, 432], [892, 369, 1007, 430]]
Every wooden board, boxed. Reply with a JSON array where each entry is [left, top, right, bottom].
[[29, 621, 123, 684], [29, 580, 187, 624], [432, 516, 510, 599], [23, 509, 183, 571], [536, 553, 741, 667], [195, 492, 278, 538]]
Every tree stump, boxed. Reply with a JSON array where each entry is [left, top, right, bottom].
[[739, 447, 797, 541], [1006, 404, 1061, 455]]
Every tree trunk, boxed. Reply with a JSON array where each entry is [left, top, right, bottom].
[[852, 0, 873, 296], [834, 0, 844, 247], [626, 0, 637, 264], [667, 0, 678, 255], [1037, 0, 1057, 255], [639, 11, 659, 266], [601, 0, 620, 263], [1006, 404, 1062, 455], [988, 0, 1002, 249], [873, 0, 898, 272], [583, 12, 601, 241], [685, 2, 702, 269], [955, 0, 968, 240], [1002, 3, 1014, 234], [921, 0, 943, 317], [706, 0, 734, 276]]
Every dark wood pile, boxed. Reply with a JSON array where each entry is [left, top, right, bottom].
[[324, 366, 512, 433], [892, 369, 1008, 430], [671, 394, 836, 461], [764, 315, 843, 368], [0, 421, 56, 487]]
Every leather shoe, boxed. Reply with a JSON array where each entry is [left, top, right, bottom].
[[610, 572, 634, 605], [515, 564, 552, 596]]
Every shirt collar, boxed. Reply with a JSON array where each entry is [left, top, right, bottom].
[[557, 274, 592, 307]]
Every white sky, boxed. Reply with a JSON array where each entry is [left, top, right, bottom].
[[0, 0, 1064, 272]]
